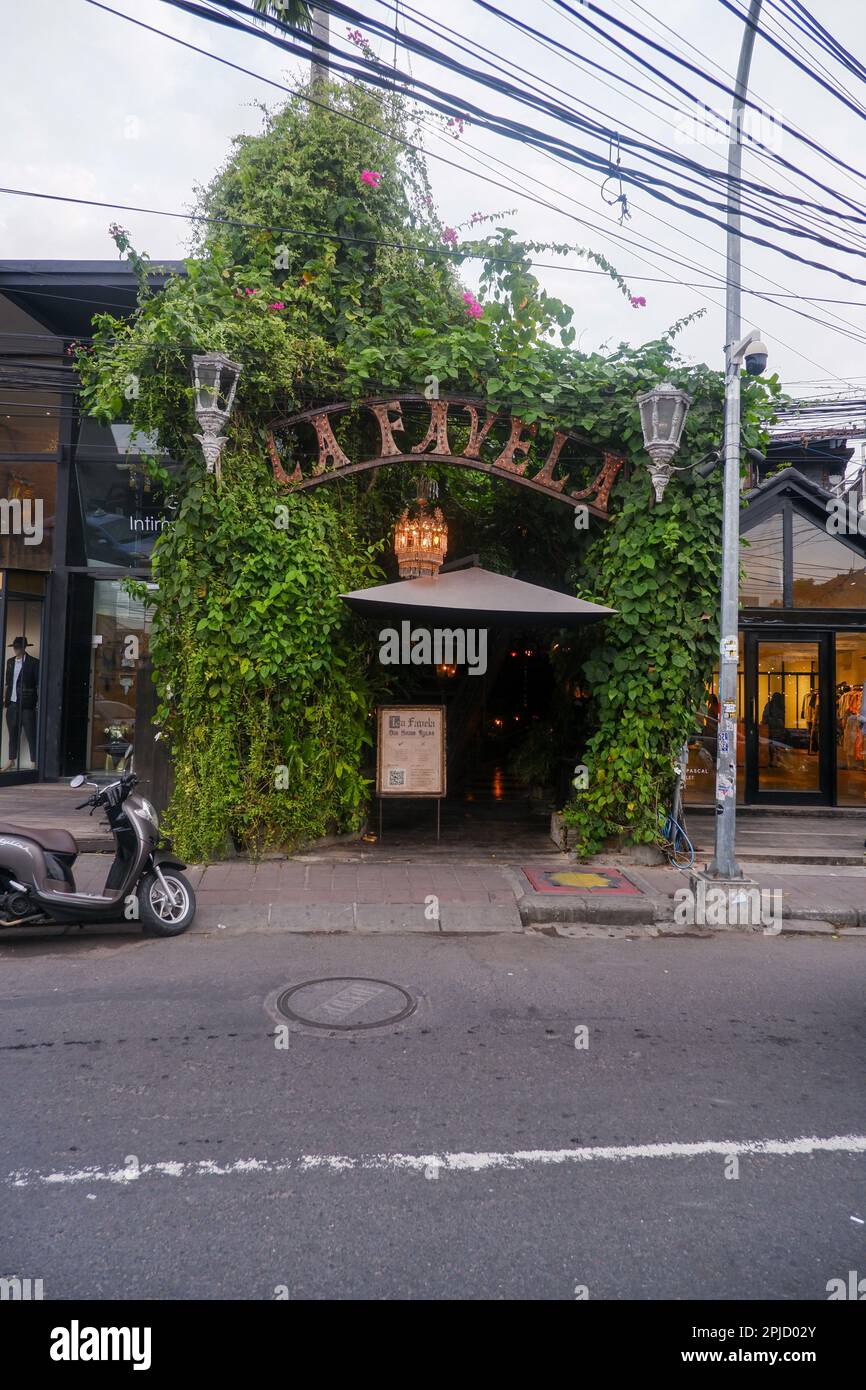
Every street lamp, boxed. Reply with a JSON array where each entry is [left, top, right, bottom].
[[191, 352, 241, 484], [636, 381, 692, 502]]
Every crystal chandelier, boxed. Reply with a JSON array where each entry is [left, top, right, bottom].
[[393, 476, 448, 578]]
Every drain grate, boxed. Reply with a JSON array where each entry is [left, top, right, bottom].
[[275, 977, 416, 1031]]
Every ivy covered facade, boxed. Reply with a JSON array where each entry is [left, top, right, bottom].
[[18, 80, 858, 860]]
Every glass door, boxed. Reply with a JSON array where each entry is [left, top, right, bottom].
[[86, 579, 152, 775], [745, 633, 832, 803]]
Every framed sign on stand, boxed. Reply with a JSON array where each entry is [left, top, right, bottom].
[[375, 705, 446, 842]]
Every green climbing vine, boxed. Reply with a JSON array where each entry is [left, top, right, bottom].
[[74, 75, 781, 860], [560, 342, 780, 854]]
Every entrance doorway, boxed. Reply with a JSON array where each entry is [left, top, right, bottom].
[[86, 580, 151, 775], [744, 632, 832, 804]]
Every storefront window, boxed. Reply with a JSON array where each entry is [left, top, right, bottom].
[[0, 385, 61, 455], [756, 640, 821, 794], [835, 633, 866, 806], [0, 460, 56, 570], [741, 513, 784, 607], [0, 574, 44, 775], [76, 458, 179, 569], [791, 511, 866, 607], [88, 580, 152, 773], [684, 636, 744, 805]]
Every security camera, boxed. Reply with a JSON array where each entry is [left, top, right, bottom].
[[744, 339, 768, 376]]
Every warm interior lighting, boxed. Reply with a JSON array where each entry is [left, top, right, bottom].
[[393, 476, 448, 578]]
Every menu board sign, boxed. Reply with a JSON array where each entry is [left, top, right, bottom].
[[376, 706, 446, 798]]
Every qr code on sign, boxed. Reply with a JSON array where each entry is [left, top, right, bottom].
[[388, 769, 406, 787]]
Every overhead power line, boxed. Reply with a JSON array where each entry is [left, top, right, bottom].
[[170, 0, 866, 288], [545, 0, 866, 200], [719, 0, 866, 125], [60, 0, 862, 377]]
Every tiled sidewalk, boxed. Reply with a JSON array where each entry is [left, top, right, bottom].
[[60, 851, 866, 934], [192, 859, 517, 909]]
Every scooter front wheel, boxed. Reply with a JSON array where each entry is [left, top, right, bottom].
[[138, 870, 196, 937]]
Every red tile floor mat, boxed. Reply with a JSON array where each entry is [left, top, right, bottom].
[[520, 866, 642, 895]]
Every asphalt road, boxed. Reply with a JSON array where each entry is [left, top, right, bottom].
[[1, 926, 864, 1300]]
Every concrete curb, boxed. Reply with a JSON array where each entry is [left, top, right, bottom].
[[194, 902, 522, 935], [191, 898, 866, 937], [515, 892, 865, 932]]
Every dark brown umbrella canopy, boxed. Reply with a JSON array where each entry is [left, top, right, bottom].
[[341, 565, 615, 627]]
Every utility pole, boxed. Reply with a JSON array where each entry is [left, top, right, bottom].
[[707, 0, 764, 881], [311, 6, 329, 88]]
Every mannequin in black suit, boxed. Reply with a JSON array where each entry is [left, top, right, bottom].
[[4, 636, 39, 769]]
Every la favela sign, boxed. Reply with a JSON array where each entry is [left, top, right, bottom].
[[266, 393, 623, 517]]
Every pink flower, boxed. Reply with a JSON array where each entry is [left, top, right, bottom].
[[267, 301, 285, 311], [442, 226, 457, 246], [244, 287, 257, 296], [463, 294, 483, 319], [361, 169, 382, 188], [630, 294, 647, 308]]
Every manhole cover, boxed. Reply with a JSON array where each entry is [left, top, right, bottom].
[[275, 977, 416, 1031]]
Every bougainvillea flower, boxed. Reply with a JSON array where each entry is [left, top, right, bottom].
[[361, 169, 382, 188], [267, 301, 285, 311], [442, 226, 457, 246], [630, 294, 647, 308]]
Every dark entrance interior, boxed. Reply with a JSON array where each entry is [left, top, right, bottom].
[[374, 627, 584, 847]]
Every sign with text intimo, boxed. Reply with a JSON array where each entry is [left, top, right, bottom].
[[376, 705, 446, 798]]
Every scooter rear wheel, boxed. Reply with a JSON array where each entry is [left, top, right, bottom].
[[138, 870, 196, 937]]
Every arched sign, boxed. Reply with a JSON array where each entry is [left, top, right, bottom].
[[267, 393, 623, 517]]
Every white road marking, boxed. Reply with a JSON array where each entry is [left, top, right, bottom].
[[7, 1133, 866, 1188]]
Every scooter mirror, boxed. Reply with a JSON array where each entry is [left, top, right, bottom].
[[69, 775, 86, 789]]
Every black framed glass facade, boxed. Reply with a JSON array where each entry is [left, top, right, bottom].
[[74, 421, 179, 570], [694, 485, 866, 806], [0, 460, 56, 570], [791, 510, 866, 608], [741, 512, 783, 607]]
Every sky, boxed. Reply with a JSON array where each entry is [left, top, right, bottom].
[[3, 0, 866, 411]]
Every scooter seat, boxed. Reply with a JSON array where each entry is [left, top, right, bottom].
[[0, 823, 78, 855]]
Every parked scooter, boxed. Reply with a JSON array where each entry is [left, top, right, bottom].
[[0, 758, 196, 936]]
